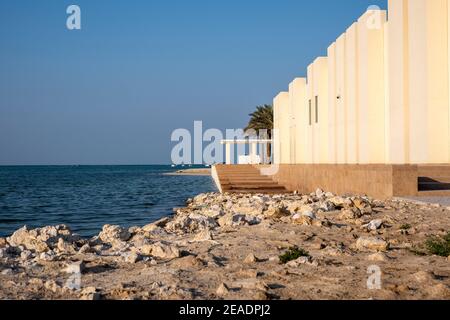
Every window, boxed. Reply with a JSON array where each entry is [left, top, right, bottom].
[[315, 96, 319, 123], [308, 99, 312, 126]]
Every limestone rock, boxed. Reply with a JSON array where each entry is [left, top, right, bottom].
[[218, 213, 260, 227], [425, 284, 450, 299], [263, 205, 290, 219], [57, 238, 77, 254], [339, 208, 362, 220], [80, 287, 101, 300], [39, 251, 56, 261], [44, 280, 61, 293], [216, 283, 229, 296], [362, 220, 384, 231], [355, 237, 389, 252], [166, 213, 218, 233], [98, 225, 131, 245], [193, 229, 213, 242], [351, 197, 373, 215], [412, 271, 435, 283], [367, 252, 388, 262], [292, 213, 314, 226], [243, 253, 258, 264], [78, 244, 93, 254], [1, 268, 13, 275], [123, 252, 140, 264], [286, 256, 311, 268], [141, 241, 180, 259], [20, 250, 33, 261], [142, 217, 171, 232], [7, 226, 49, 253], [0, 238, 7, 248]]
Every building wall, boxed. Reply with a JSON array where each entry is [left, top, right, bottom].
[[357, 10, 387, 164], [273, 1, 450, 166], [273, 92, 290, 164], [289, 78, 308, 164]]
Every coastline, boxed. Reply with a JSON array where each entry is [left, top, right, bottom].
[[1, 190, 449, 300], [164, 168, 212, 176]]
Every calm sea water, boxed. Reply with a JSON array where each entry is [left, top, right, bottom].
[[0, 165, 216, 237]]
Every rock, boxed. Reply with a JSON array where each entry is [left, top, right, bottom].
[[254, 290, 269, 300], [80, 287, 101, 300], [244, 253, 258, 264], [123, 252, 140, 264], [98, 225, 131, 245], [193, 229, 213, 242], [1, 268, 13, 275], [338, 208, 362, 220], [292, 213, 314, 226], [78, 244, 92, 254], [39, 251, 56, 261], [269, 256, 280, 263], [141, 241, 180, 259], [315, 188, 325, 198], [29, 278, 44, 286], [143, 217, 171, 232], [322, 247, 343, 257], [319, 201, 335, 212], [171, 255, 204, 269], [425, 284, 450, 299], [216, 283, 230, 296], [412, 271, 435, 283], [355, 237, 389, 252], [7, 226, 49, 253], [166, 213, 218, 233], [329, 196, 349, 209], [64, 261, 85, 274], [363, 220, 384, 231], [352, 197, 373, 215], [0, 238, 7, 248], [286, 256, 311, 268], [233, 279, 268, 292], [263, 205, 290, 219], [44, 280, 61, 293], [57, 238, 77, 254], [367, 253, 388, 262], [218, 213, 260, 227], [201, 205, 225, 218], [20, 250, 33, 261]]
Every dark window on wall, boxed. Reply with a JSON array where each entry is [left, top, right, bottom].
[[315, 96, 319, 123], [308, 99, 312, 126]]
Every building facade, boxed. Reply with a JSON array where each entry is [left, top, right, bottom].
[[274, 0, 450, 166]]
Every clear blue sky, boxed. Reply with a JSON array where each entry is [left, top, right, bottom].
[[0, 0, 387, 165]]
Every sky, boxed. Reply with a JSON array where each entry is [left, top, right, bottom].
[[0, 0, 387, 165]]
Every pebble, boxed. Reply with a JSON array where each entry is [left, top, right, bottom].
[[216, 283, 230, 296]]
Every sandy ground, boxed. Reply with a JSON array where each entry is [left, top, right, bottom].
[[0, 192, 449, 300]]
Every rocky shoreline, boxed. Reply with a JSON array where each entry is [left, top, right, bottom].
[[1, 190, 450, 300]]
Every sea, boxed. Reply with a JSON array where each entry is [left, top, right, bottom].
[[0, 165, 216, 237]]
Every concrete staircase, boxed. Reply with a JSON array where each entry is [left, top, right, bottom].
[[212, 165, 289, 194]]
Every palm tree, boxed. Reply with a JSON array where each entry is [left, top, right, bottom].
[[244, 104, 273, 137], [244, 104, 274, 161]]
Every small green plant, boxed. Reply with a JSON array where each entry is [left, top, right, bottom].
[[400, 224, 412, 230], [279, 247, 310, 264], [425, 232, 450, 257]]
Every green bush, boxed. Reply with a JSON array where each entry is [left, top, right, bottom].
[[425, 232, 450, 257], [279, 247, 310, 264]]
